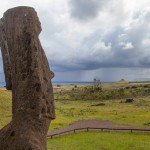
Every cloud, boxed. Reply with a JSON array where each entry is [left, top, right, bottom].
[[122, 42, 134, 50], [0, 0, 150, 82], [93, 41, 112, 50], [142, 39, 150, 48], [47, 7, 150, 73], [69, 0, 109, 21]]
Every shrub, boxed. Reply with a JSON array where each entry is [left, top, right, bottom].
[[57, 84, 61, 87], [74, 85, 77, 88]]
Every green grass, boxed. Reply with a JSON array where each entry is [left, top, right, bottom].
[[0, 89, 12, 128], [1, 85, 150, 149], [54, 82, 150, 101], [50, 98, 150, 131], [47, 131, 150, 150], [1, 88, 150, 131]]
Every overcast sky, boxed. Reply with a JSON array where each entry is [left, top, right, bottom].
[[0, 0, 150, 82]]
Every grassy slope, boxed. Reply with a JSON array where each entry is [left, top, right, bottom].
[[1, 85, 150, 149], [47, 132, 150, 150], [50, 98, 150, 131], [50, 82, 150, 131], [0, 89, 12, 128], [1, 87, 150, 131]]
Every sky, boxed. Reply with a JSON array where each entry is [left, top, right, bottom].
[[0, 0, 150, 82]]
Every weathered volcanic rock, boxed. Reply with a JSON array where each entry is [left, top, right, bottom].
[[0, 19, 12, 90], [0, 6, 55, 150]]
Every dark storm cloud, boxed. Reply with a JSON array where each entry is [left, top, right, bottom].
[[69, 0, 109, 21], [49, 9, 150, 72]]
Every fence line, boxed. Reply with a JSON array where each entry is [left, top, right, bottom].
[[47, 127, 150, 139]]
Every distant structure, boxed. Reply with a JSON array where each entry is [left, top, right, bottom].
[[0, 6, 55, 149], [118, 79, 128, 84]]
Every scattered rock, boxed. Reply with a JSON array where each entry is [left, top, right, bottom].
[[144, 122, 150, 126], [120, 98, 134, 103], [125, 98, 134, 103]]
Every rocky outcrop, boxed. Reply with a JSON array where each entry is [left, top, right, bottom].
[[0, 6, 55, 150]]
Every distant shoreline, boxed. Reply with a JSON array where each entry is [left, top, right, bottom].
[[52, 82, 93, 85], [1, 80, 150, 88], [52, 81, 115, 85]]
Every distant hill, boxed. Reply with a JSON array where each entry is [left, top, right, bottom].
[[118, 79, 128, 83]]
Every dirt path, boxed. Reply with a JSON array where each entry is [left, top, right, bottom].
[[47, 120, 150, 137]]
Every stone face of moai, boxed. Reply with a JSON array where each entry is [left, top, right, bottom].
[[0, 6, 55, 150]]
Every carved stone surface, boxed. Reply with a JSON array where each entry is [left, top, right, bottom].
[[0, 6, 55, 150], [0, 19, 12, 90]]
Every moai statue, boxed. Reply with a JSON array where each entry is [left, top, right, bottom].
[[0, 6, 55, 150]]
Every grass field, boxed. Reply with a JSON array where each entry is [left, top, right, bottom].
[[0, 89, 12, 129], [47, 131, 150, 150], [1, 82, 150, 149], [50, 97, 150, 131], [54, 82, 150, 101], [1, 89, 150, 131]]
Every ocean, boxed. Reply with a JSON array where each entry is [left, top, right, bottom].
[[52, 81, 94, 85], [0, 81, 94, 87]]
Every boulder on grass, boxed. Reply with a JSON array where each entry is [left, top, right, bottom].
[[125, 98, 134, 103]]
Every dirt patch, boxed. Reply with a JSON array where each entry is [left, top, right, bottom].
[[91, 103, 105, 106], [48, 120, 136, 136]]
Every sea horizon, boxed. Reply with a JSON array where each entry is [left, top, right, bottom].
[[52, 81, 116, 85], [1, 80, 150, 87], [0, 81, 115, 87]]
